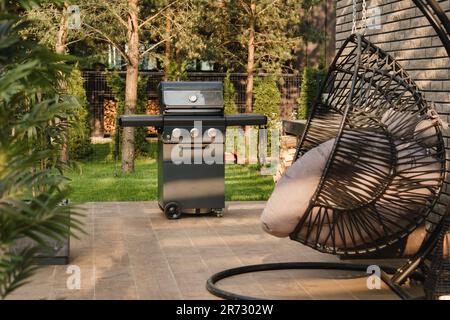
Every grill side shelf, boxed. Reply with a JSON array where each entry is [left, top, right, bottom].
[[225, 114, 267, 126], [118, 115, 164, 127]]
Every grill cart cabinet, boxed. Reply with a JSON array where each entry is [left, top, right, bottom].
[[119, 81, 267, 219], [158, 82, 226, 217]]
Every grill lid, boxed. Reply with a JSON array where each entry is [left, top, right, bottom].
[[159, 81, 223, 114]]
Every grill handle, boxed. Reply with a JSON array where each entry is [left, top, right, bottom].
[[225, 114, 267, 126], [118, 115, 164, 127]]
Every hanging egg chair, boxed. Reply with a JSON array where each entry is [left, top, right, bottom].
[[287, 33, 447, 256], [206, 33, 449, 300]]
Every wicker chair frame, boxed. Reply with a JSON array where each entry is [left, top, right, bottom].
[[290, 34, 447, 256]]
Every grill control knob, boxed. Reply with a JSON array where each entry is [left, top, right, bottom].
[[189, 95, 198, 103], [207, 128, 217, 138], [172, 128, 182, 139], [190, 128, 200, 138]]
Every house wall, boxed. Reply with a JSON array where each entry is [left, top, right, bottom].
[[335, 0, 450, 217]]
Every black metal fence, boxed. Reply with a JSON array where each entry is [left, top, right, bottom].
[[82, 70, 302, 137]]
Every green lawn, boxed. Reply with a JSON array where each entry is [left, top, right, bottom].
[[66, 143, 275, 203]]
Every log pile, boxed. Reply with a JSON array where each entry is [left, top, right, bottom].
[[145, 100, 160, 135], [103, 99, 117, 135], [102, 99, 161, 136], [273, 135, 297, 183]]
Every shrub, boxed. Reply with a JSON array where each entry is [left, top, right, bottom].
[[224, 71, 237, 115], [253, 76, 281, 129], [165, 60, 188, 81], [252, 76, 281, 162], [67, 67, 93, 159], [297, 67, 327, 120]]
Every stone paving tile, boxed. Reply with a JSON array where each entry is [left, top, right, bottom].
[[6, 201, 422, 300], [135, 275, 183, 300], [94, 278, 138, 300], [6, 267, 55, 300]]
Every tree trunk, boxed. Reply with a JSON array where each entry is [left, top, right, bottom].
[[175, 46, 182, 75], [164, 12, 172, 80], [55, 6, 68, 55], [56, 1, 69, 164], [245, 0, 256, 115], [122, 0, 140, 173], [244, 0, 256, 164]]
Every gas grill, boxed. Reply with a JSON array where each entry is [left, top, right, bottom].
[[119, 81, 267, 219]]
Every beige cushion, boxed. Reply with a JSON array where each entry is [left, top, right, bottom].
[[414, 119, 439, 148], [261, 139, 334, 237], [262, 109, 442, 248], [381, 108, 419, 139], [261, 137, 441, 246], [381, 108, 440, 148]]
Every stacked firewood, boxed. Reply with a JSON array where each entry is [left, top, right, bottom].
[[103, 99, 117, 135], [103, 99, 160, 136], [145, 100, 160, 135], [273, 135, 297, 182]]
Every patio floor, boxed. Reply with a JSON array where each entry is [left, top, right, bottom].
[[7, 201, 424, 300]]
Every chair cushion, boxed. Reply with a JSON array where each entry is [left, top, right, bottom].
[[414, 119, 439, 148], [381, 108, 440, 148], [261, 138, 441, 241], [260, 139, 334, 237], [381, 108, 418, 139]]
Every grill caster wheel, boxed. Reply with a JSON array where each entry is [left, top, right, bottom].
[[213, 209, 223, 218], [164, 202, 181, 220]]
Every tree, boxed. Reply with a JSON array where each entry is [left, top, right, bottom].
[[23, 1, 69, 163], [206, 0, 301, 111], [22, 1, 94, 162], [54, 2, 70, 162], [54, 1, 69, 55], [22, 1, 82, 49], [297, 66, 327, 120], [0, 0, 83, 298], [81, 0, 190, 173], [21, 1, 106, 68], [159, 1, 202, 77], [253, 76, 281, 129], [200, 0, 300, 163], [298, 0, 327, 69], [223, 71, 237, 115], [253, 76, 281, 164], [67, 66, 93, 160], [244, 0, 256, 115], [106, 71, 150, 158]]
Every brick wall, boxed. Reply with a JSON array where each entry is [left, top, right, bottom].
[[335, 0, 450, 218], [336, 0, 450, 117]]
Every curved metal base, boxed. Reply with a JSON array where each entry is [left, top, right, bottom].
[[206, 262, 418, 300]]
